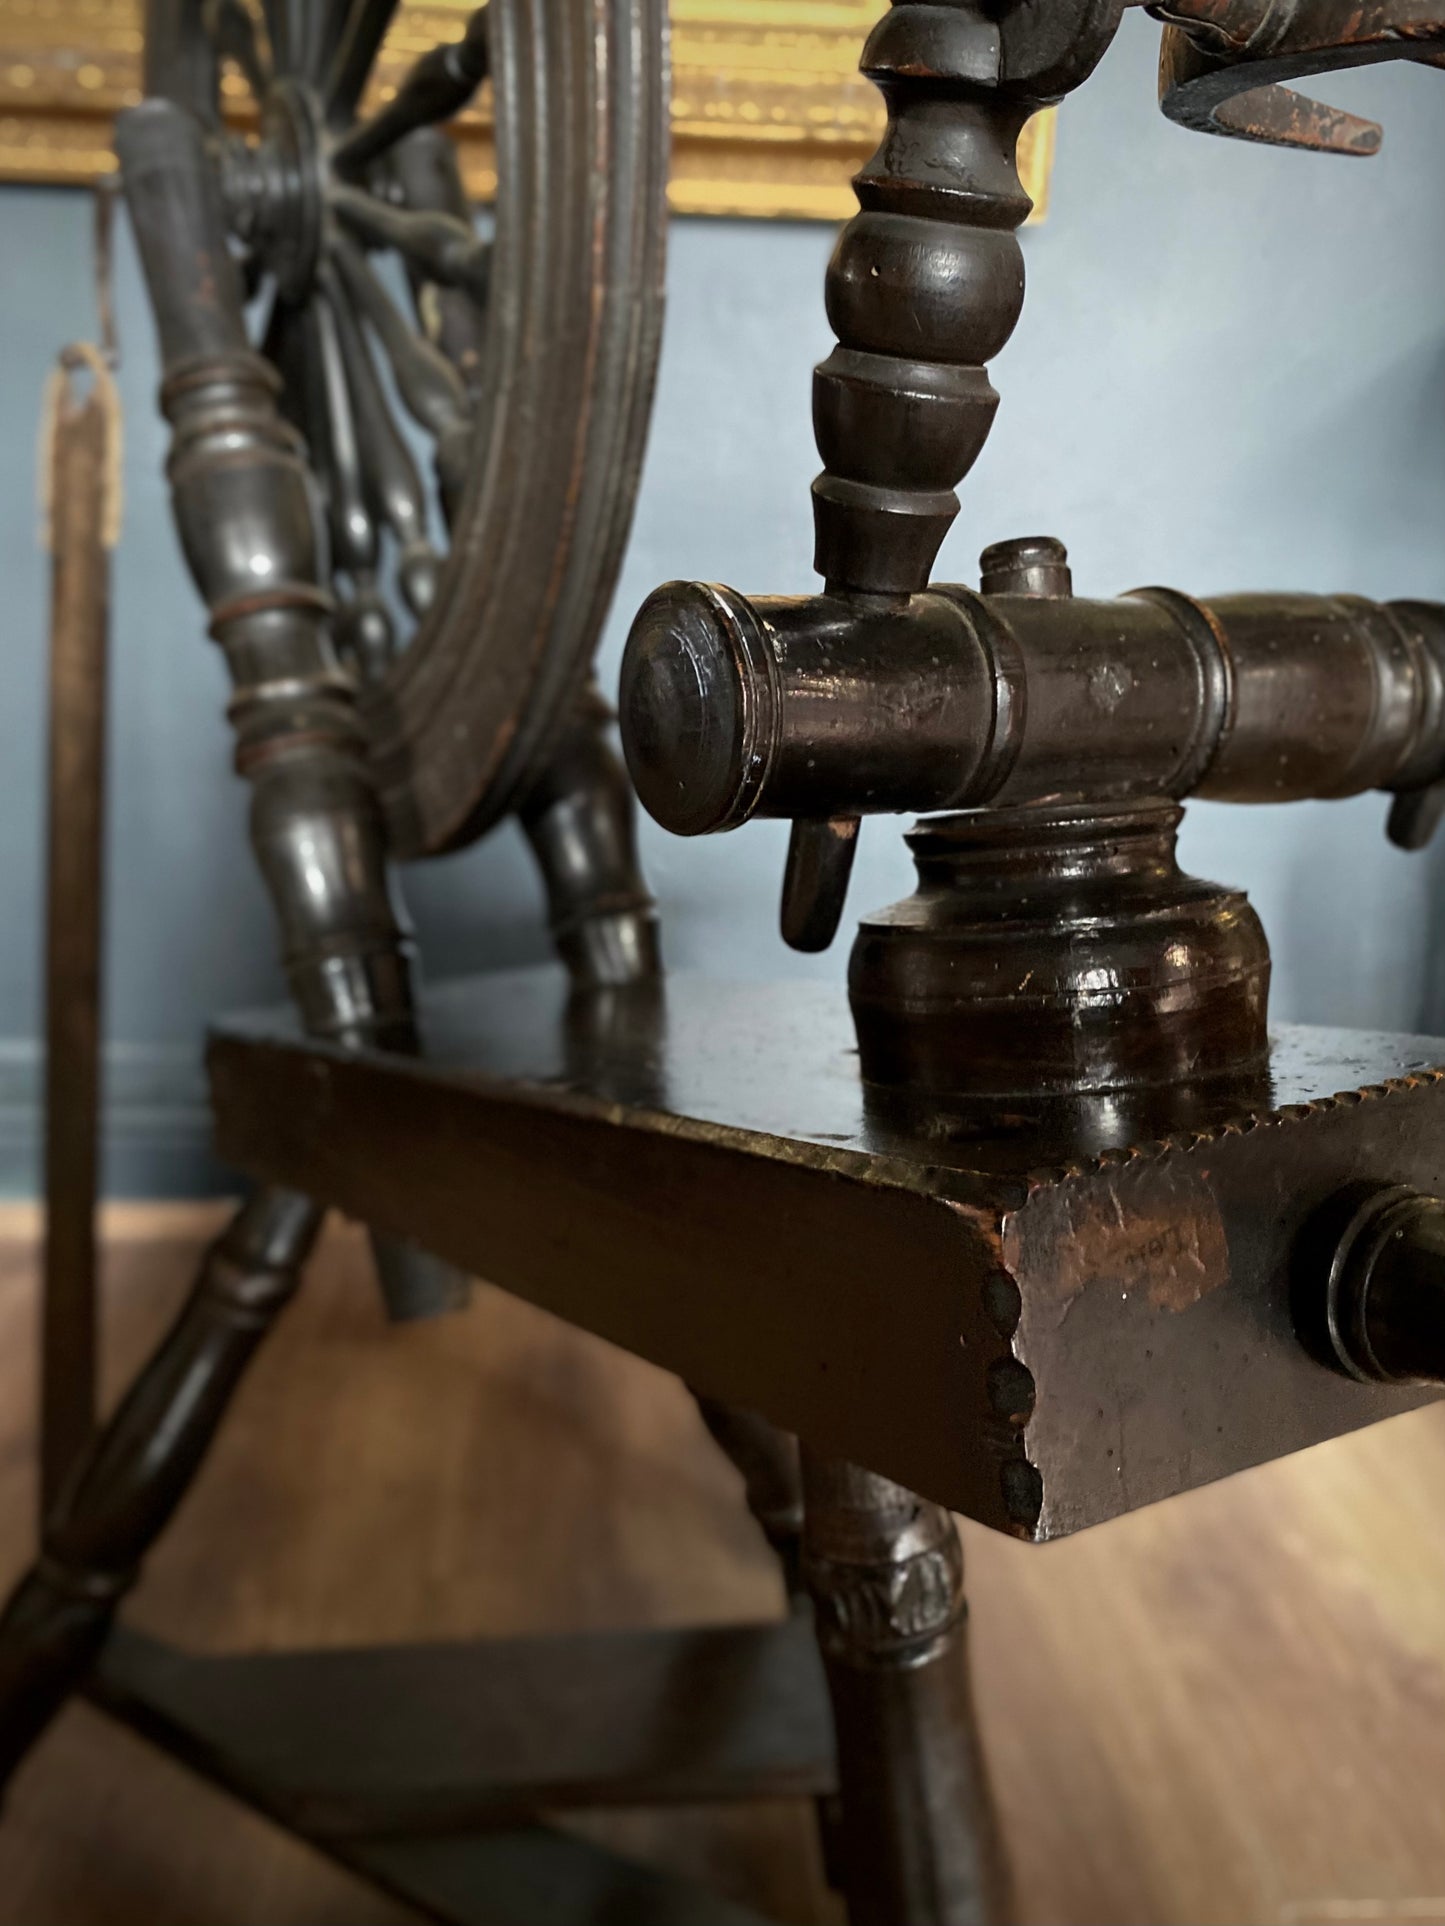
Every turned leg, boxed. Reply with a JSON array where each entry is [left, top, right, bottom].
[[801, 1451, 1013, 1926], [115, 101, 461, 1320], [0, 1189, 321, 1787], [518, 681, 660, 989], [694, 1397, 806, 1602]]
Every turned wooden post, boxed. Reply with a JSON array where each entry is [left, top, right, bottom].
[[812, 0, 1125, 596], [801, 1452, 1012, 1926], [518, 683, 662, 990], [0, 1190, 321, 1787], [116, 99, 461, 1319], [117, 100, 415, 1053]]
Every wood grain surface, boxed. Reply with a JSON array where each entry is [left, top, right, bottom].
[[1, 1205, 1444, 1925]]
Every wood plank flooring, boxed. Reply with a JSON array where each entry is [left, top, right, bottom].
[[1, 1206, 1444, 1924]]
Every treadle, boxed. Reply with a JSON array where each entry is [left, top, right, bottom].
[[326, 1824, 788, 1926], [88, 1620, 835, 1838], [210, 968, 1445, 1539]]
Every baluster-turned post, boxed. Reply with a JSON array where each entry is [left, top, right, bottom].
[[624, 0, 1131, 951], [117, 99, 462, 1318], [812, 1, 1125, 598]]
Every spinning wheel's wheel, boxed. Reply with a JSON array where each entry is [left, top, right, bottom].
[[140, 0, 668, 858]]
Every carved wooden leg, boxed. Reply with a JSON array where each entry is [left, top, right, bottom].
[[115, 101, 457, 1320], [518, 682, 660, 989], [695, 1397, 805, 1602], [0, 1189, 321, 1788], [801, 1450, 1013, 1926]]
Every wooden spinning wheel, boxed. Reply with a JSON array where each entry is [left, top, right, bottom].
[[139, 0, 667, 857]]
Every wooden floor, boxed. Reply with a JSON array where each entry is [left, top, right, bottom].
[[2, 1208, 1445, 1925]]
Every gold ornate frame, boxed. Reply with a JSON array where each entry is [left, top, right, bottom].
[[0, 0, 1053, 220]]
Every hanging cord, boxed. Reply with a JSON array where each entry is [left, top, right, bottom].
[[35, 183, 125, 1516]]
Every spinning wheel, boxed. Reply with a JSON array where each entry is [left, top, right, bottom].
[[137, 0, 667, 857], [23, 8, 1445, 1926]]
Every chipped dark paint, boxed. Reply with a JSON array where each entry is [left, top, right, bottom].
[[1002, 1163, 1230, 1325]]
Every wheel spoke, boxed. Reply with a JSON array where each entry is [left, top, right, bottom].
[[329, 232, 471, 506], [262, 290, 311, 438], [310, 300, 382, 580], [311, 0, 357, 84], [258, 0, 304, 75], [204, 0, 271, 102], [324, 0, 402, 123], [330, 183, 490, 305], [145, 0, 222, 118], [317, 260, 441, 616], [331, 7, 488, 173], [307, 297, 398, 678], [387, 129, 489, 399]]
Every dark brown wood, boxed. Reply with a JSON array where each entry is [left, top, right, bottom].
[[623, 575, 1445, 838], [39, 349, 116, 1516], [323, 0, 400, 120], [616, 2, 1445, 1133], [0, 1190, 320, 1789], [694, 1401, 806, 1602], [331, 3, 488, 173], [137, 0, 667, 860], [622, 563, 1445, 1086], [801, 1454, 1011, 1926], [387, 127, 490, 400], [60, 7, 1445, 1924], [848, 799, 1271, 1100], [117, 94, 455, 1320], [14, 1211, 1445, 1926], [116, 99, 416, 1056], [207, 970, 1445, 1540], [1153, 1, 1445, 154], [809, 1, 1124, 596], [518, 684, 661, 990], [324, 1822, 784, 1926], [362, 0, 669, 855], [1309, 1183, 1445, 1385], [88, 1619, 835, 1835]]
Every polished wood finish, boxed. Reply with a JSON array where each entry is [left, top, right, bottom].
[[116, 98, 416, 1053], [11, 1214, 1445, 1925], [622, 576, 1445, 838], [207, 970, 1445, 1540], [34, 5, 1445, 1921], [618, 2, 1445, 1106], [518, 685, 662, 990], [848, 800, 1270, 1098], [133, 0, 668, 858], [808, 1, 1123, 596], [39, 349, 116, 1514], [116, 91, 451, 1321]]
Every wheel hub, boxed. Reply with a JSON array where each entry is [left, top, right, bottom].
[[226, 80, 327, 299]]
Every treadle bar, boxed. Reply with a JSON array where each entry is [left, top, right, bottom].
[[88, 1620, 836, 1839], [329, 1824, 789, 1926]]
